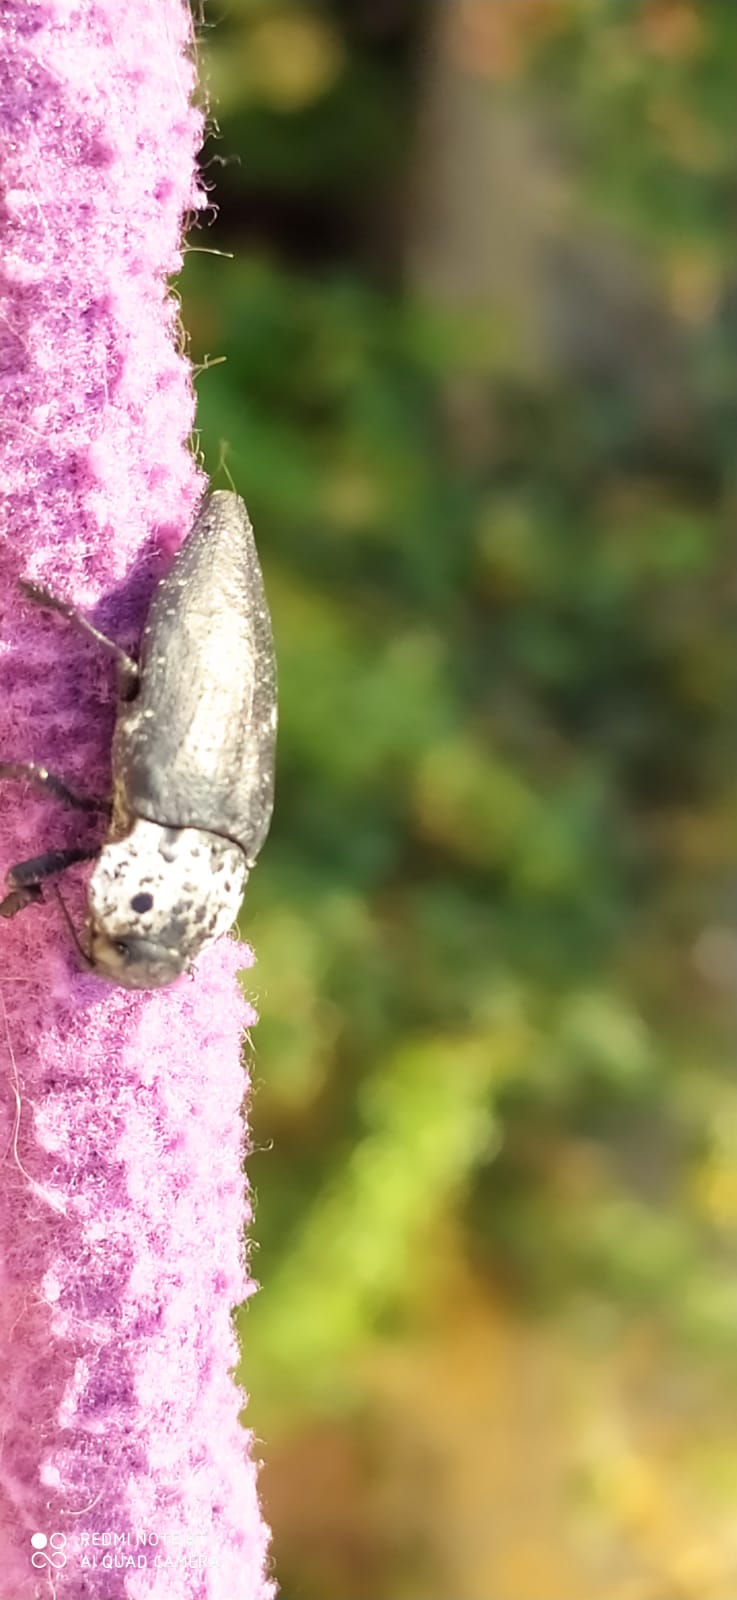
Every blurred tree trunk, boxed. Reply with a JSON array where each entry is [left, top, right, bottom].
[[406, 0, 696, 453], [406, 1, 558, 379]]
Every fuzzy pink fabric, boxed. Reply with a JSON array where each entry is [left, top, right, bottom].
[[0, 3, 273, 1596]]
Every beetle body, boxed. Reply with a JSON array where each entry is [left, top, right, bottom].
[[111, 491, 276, 860], [1, 490, 277, 989]]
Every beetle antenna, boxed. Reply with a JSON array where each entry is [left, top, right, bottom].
[[49, 882, 93, 972], [216, 439, 237, 493]]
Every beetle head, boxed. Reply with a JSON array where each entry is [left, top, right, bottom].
[[88, 927, 189, 989]]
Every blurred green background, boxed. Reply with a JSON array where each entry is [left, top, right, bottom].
[[182, 3, 735, 1595]]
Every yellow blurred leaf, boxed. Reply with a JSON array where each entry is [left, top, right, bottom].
[[693, 1160, 737, 1231], [321, 465, 382, 530], [413, 736, 539, 867], [648, 96, 723, 175], [666, 252, 723, 324], [557, 990, 655, 1084], [247, 10, 344, 112]]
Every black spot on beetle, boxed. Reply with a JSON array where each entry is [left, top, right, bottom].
[[131, 891, 154, 914]]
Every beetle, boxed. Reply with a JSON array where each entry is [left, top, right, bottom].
[[0, 490, 277, 989]]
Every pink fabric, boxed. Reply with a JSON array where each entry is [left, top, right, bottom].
[[0, 2, 273, 1595]]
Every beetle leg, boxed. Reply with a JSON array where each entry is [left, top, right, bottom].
[[0, 760, 111, 815], [0, 883, 43, 917], [19, 578, 139, 698], [0, 846, 98, 919]]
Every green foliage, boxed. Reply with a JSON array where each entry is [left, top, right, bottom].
[[184, 0, 734, 1453]]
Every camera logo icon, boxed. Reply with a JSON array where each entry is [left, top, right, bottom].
[[30, 1532, 68, 1570]]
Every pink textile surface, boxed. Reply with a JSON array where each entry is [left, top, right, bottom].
[[0, 2, 273, 1596]]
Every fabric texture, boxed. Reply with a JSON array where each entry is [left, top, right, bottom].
[[0, 2, 273, 1594]]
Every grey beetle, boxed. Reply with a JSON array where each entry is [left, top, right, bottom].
[[0, 490, 277, 989]]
